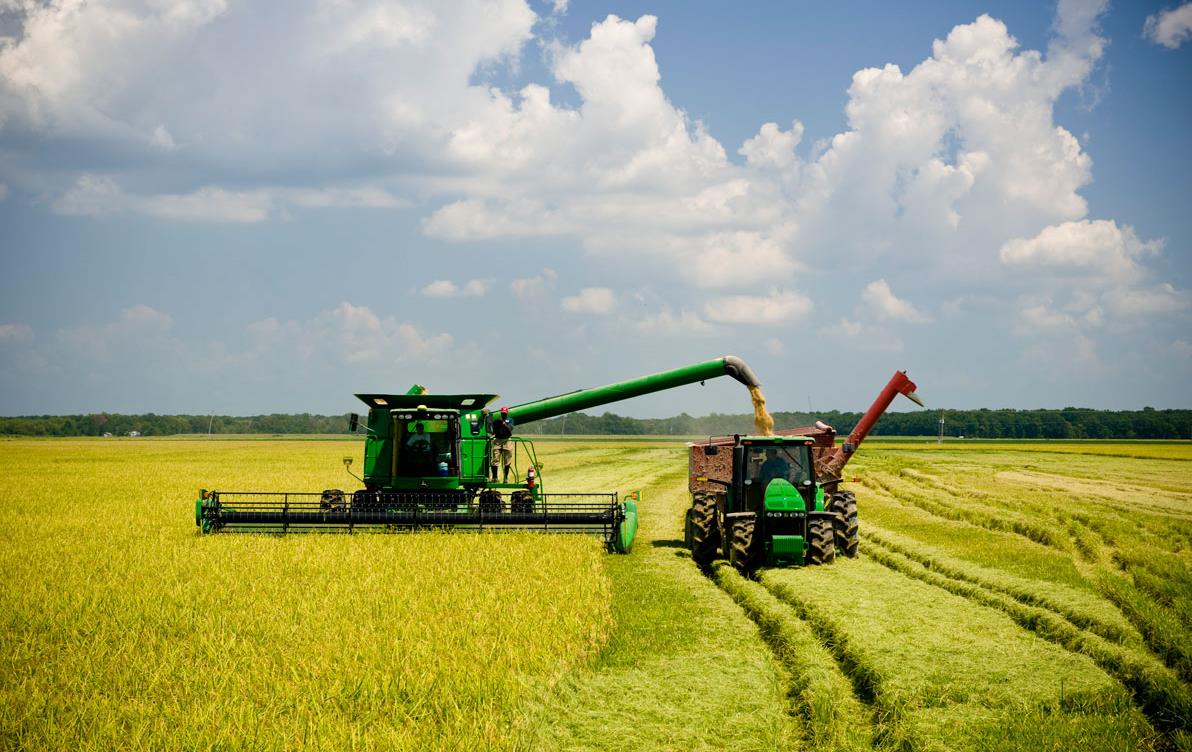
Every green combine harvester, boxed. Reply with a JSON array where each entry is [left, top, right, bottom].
[[195, 356, 762, 552]]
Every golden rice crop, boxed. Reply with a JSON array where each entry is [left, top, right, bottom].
[[0, 439, 612, 750]]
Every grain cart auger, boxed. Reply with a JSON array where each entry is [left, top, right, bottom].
[[685, 371, 922, 571], [195, 356, 763, 553]]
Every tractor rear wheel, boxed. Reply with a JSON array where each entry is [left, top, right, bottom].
[[806, 517, 836, 565], [729, 515, 763, 573], [689, 492, 721, 567], [828, 491, 860, 557]]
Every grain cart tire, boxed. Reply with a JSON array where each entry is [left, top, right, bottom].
[[478, 490, 503, 515], [510, 490, 534, 514], [729, 515, 763, 573], [806, 518, 836, 565], [828, 491, 860, 557], [690, 492, 721, 567]]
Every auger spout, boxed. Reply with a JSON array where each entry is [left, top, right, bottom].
[[506, 355, 761, 425]]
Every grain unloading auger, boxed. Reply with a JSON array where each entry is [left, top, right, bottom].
[[195, 356, 763, 552]]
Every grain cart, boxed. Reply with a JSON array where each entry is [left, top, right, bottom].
[[685, 371, 922, 571], [195, 356, 762, 553]]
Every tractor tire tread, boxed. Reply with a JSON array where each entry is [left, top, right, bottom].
[[690, 492, 721, 566], [729, 515, 762, 573], [807, 517, 836, 565], [828, 491, 860, 558]]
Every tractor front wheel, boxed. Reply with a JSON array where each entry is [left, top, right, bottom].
[[806, 517, 836, 565], [828, 491, 860, 557], [689, 493, 721, 567], [729, 515, 763, 573]]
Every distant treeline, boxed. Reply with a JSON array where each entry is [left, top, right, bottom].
[[2, 407, 1190, 439]]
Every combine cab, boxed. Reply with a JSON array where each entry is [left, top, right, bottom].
[[685, 371, 922, 571], [195, 356, 764, 553]]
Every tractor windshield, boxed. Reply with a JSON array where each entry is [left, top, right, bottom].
[[394, 418, 457, 477], [745, 444, 810, 488]]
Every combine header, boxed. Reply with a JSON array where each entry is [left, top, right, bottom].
[[195, 356, 762, 552], [685, 371, 922, 571]]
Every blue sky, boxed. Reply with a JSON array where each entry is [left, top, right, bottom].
[[0, 0, 1189, 418]]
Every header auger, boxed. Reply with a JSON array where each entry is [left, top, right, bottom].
[[195, 356, 762, 552]]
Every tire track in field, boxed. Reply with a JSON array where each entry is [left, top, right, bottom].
[[863, 544, 1192, 735], [710, 564, 878, 752]]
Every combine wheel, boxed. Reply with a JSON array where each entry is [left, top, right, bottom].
[[806, 518, 836, 565], [320, 489, 347, 512], [352, 489, 378, 512], [478, 490, 503, 515], [689, 492, 721, 567], [729, 515, 763, 573], [828, 491, 860, 557], [510, 490, 534, 514]]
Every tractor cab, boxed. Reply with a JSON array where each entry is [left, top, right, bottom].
[[739, 438, 815, 512]]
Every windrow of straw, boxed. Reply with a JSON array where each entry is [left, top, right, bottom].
[[761, 558, 1159, 751]]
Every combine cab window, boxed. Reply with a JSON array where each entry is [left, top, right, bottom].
[[394, 418, 457, 477]]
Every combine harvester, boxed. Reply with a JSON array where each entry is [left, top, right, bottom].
[[686, 371, 923, 571], [195, 356, 763, 553]]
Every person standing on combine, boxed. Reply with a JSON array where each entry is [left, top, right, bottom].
[[492, 406, 515, 482]]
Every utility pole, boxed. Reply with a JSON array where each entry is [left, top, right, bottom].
[[938, 414, 945, 444], [208, 411, 214, 436]]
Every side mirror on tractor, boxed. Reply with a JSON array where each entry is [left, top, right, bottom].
[[348, 413, 359, 433]]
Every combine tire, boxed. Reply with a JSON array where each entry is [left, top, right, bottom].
[[806, 518, 836, 565], [320, 489, 346, 512], [729, 515, 763, 573], [510, 490, 534, 514], [352, 489, 379, 512], [689, 492, 721, 567], [478, 490, 503, 515], [828, 490, 860, 557]]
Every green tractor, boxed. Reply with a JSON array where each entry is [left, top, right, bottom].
[[195, 355, 764, 553], [686, 435, 837, 570], [685, 371, 922, 571]]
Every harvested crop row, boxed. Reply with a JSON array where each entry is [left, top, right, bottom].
[[864, 545, 1189, 735], [761, 558, 1158, 751], [851, 475, 1091, 590], [520, 460, 800, 752], [1097, 571, 1192, 686], [712, 563, 873, 752], [865, 471, 1064, 548], [864, 524, 1140, 645]]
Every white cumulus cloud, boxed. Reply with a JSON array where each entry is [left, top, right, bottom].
[[861, 279, 932, 323], [702, 291, 812, 325], [561, 287, 616, 315], [1144, 3, 1192, 48], [999, 219, 1161, 278], [421, 279, 489, 298]]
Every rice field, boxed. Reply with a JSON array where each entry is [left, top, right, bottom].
[[1, 437, 1189, 750]]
